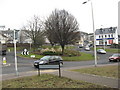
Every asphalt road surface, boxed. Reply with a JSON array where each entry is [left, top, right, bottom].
[[1, 49, 118, 75]]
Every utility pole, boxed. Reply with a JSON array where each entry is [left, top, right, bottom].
[[83, 0, 97, 67], [14, 29, 18, 76]]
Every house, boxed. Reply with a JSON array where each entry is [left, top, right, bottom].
[[1, 29, 20, 43], [0, 32, 8, 44], [88, 33, 94, 44], [80, 31, 88, 46], [95, 27, 118, 46]]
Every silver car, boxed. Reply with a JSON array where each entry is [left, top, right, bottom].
[[97, 49, 106, 54], [84, 47, 90, 51]]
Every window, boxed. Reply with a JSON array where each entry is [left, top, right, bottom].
[[102, 35, 103, 38], [105, 35, 107, 37], [99, 36, 100, 38], [111, 34, 113, 37], [109, 35, 110, 37]]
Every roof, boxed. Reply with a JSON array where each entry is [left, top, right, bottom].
[[0, 33, 8, 38], [95, 27, 117, 35]]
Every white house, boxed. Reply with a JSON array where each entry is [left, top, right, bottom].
[[0, 32, 8, 44], [95, 27, 118, 46]]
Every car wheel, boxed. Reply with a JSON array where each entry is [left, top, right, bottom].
[[109, 60, 111, 62], [34, 65, 39, 68], [117, 59, 119, 62]]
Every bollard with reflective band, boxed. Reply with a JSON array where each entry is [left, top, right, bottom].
[[3, 57, 7, 65]]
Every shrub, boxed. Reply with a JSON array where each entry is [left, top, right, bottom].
[[110, 43, 119, 48], [42, 51, 62, 55], [64, 50, 81, 56]]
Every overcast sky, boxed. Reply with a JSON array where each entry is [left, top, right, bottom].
[[0, 0, 119, 33]]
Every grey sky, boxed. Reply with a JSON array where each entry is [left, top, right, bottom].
[[0, 0, 119, 33]]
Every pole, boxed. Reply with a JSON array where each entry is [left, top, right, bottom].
[[90, 1, 97, 67], [30, 42, 32, 50], [104, 38, 105, 50], [14, 29, 18, 76]]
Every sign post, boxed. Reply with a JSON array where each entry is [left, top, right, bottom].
[[38, 61, 61, 77]]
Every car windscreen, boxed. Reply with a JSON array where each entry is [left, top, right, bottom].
[[99, 49, 104, 51], [112, 54, 119, 57], [40, 56, 51, 61], [54, 56, 63, 60]]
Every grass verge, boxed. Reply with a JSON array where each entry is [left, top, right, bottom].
[[2, 74, 108, 88], [18, 53, 43, 59], [17, 52, 94, 61], [71, 65, 118, 78], [62, 52, 94, 61]]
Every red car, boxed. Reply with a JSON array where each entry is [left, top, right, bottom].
[[109, 54, 120, 62]]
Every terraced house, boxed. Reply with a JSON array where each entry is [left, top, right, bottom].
[[95, 27, 118, 46]]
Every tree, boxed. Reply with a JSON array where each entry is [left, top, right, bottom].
[[45, 9, 80, 54], [22, 15, 45, 48]]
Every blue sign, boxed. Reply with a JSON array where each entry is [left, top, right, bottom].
[[96, 38, 114, 40]]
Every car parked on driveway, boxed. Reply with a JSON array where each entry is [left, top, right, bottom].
[[97, 49, 106, 54], [34, 56, 63, 68], [109, 54, 120, 62]]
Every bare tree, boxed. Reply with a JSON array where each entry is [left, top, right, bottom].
[[22, 15, 45, 48], [45, 9, 80, 54]]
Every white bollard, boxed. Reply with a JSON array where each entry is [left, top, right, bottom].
[[8, 49, 11, 52], [3, 57, 7, 65]]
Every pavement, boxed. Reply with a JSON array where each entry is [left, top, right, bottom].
[[1, 63, 119, 88]]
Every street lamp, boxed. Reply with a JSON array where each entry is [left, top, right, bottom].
[[82, 0, 97, 67], [14, 29, 18, 76]]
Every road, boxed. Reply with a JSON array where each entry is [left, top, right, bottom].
[[1, 48, 118, 75]]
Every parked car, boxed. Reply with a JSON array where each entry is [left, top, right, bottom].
[[109, 54, 120, 62], [78, 44, 83, 48], [84, 47, 90, 51], [97, 49, 106, 54], [34, 56, 63, 68]]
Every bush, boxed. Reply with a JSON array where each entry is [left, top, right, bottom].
[[64, 50, 81, 56], [42, 51, 62, 55], [110, 43, 120, 48]]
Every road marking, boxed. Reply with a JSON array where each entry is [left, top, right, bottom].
[[2, 64, 11, 67]]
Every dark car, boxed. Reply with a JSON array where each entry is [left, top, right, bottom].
[[109, 54, 120, 62], [97, 49, 106, 54], [34, 56, 63, 68]]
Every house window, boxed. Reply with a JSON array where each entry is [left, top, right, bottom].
[[111, 34, 113, 37]]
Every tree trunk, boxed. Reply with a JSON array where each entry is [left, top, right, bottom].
[[61, 45, 65, 55]]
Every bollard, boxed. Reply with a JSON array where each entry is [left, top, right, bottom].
[[3, 57, 7, 65], [8, 49, 11, 52]]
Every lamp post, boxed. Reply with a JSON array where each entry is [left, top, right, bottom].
[[83, 0, 97, 67], [14, 29, 18, 76]]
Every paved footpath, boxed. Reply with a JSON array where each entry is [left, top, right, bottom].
[[1, 63, 119, 88]]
